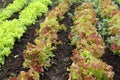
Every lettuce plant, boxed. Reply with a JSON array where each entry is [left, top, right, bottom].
[[10, 0, 71, 79], [9, 68, 39, 80], [69, 2, 105, 58], [98, 0, 118, 18], [0, 0, 30, 22], [19, 1, 49, 26], [0, 0, 51, 65], [23, 0, 70, 71], [69, 2, 114, 80], [97, 0, 120, 55], [69, 49, 114, 80], [107, 35, 120, 54]]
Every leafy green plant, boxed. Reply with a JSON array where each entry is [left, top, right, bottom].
[[23, 0, 70, 71], [98, 0, 118, 18], [115, 0, 120, 5], [0, 0, 30, 22], [96, 0, 120, 55], [69, 2, 114, 80], [107, 35, 120, 54], [9, 68, 39, 80], [69, 49, 114, 80], [69, 2, 105, 58], [10, 0, 71, 79], [19, 1, 49, 26], [0, 0, 51, 65]]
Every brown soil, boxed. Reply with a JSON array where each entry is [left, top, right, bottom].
[[101, 48, 120, 80], [0, 0, 13, 8], [0, 1, 120, 80]]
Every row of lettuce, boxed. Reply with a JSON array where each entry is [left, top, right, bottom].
[[68, 2, 114, 80], [0, 0, 119, 66], [10, 0, 115, 80], [9, 0, 71, 80], [0, 0, 119, 79], [92, 0, 120, 55], [0, 0, 30, 22], [0, 0, 51, 65]]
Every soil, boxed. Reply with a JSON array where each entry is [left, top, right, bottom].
[[0, 1, 120, 80], [101, 48, 120, 80], [0, 0, 13, 8]]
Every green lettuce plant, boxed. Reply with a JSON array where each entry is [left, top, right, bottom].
[[0, 0, 51, 65], [0, 0, 30, 22]]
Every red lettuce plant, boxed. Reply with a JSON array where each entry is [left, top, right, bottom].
[[23, 0, 70, 72], [9, 68, 39, 80], [69, 49, 114, 80], [99, 0, 118, 18], [10, 0, 71, 79], [98, 0, 120, 55], [69, 2, 114, 80], [69, 2, 105, 58]]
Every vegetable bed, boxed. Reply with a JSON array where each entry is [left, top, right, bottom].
[[0, 0, 120, 80]]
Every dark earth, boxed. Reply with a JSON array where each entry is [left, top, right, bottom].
[[0, 0, 120, 80]]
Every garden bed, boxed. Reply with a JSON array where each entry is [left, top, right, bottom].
[[0, 0, 120, 80]]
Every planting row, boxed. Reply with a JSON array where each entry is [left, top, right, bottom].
[[0, 0, 51, 65], [9, 0, 71, 79], [0, 0, 30, 22], [69, 2, 114, 80], [95, 0, 120, 55], [1, 0, 119, 79], [69, 2, 105, 58]]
